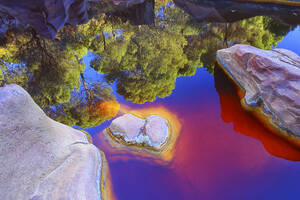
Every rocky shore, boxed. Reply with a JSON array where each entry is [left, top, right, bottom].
[[0, 84, 110, 200]]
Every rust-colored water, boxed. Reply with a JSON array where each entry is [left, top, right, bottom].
[[89, 67, 300, 200]]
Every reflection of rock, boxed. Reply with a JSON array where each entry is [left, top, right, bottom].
[[216, 44, 300, 138], [109, 113, 169, 149], [214, 66, 300, 161], [110, 0, 146, 7], [174, 0, 300, 25], [112, 0, 154, 25], [0, 84, 110, 199], [0, 0, 147, 39], [0, 0, 89, 39]]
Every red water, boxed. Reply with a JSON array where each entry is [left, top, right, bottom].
[[91, 67, 300, 200]]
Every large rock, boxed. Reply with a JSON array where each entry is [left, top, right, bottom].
[[216, 44, 300, 137], [214, 66, 300, 161], [174, 0, 300, 25], [0, 84, 108, 199], [109, 113, 169, 149]]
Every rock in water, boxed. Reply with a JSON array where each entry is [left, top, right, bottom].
[[109, 113, 169, 149], [145, 115, 169, 147], [0, 84, 108, 199], [217, 44, 300, 138]]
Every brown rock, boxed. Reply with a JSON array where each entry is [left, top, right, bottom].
[[216, 44, 300, 137]]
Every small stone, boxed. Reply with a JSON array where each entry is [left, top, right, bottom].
[[109, 113, 170, 149]]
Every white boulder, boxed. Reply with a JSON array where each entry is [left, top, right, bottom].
[[0, 84, 107, 200], [109, 113, 169, 149]]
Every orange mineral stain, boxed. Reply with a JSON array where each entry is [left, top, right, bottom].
[[96, 100, 120, 118], [98, 104, 182, 164]]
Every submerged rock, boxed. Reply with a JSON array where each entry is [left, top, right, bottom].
[[216, 44, 300, 138], [109, 113, 169, 149], [0, 84, 110, 199]]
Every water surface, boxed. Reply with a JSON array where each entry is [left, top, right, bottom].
[[0, 1, 300, 199]]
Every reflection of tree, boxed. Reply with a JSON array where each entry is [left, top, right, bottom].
[[183, 16, 294, 73], [155, 2, 204, 36], [0, 69, 3, 80], [0, 4, 295, 108], [87, 5, 293, 104], [91, 25, 195, 103], [0, 27, 119, 127], [46, 82, 120, 128], [0, 29, 86, 107]]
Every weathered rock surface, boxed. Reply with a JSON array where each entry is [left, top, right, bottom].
[[109, 113, 169, 149], [0, 84, 106, 199], [174, 0, 300, 25], [217, 44, 300, 136]]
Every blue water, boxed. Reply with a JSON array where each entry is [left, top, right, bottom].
[[81, 26, 300, 200]]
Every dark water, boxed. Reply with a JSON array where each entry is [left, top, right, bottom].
[[1, 1, 300, 199]]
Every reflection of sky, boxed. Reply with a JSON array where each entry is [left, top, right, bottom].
[[276, 26, 300, 55], [81, 27, 300, 200], [82, 51, 104, 84], [91, 67, 300, 200], [88, 67, 300, 200]]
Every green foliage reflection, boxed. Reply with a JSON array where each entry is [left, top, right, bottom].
[[0, 1, 294, 117]]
